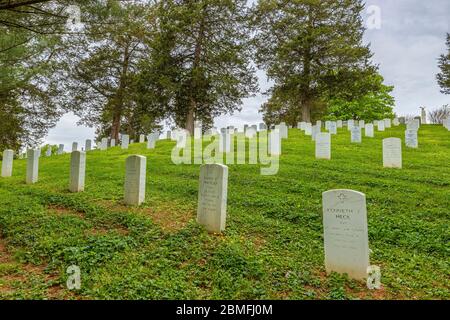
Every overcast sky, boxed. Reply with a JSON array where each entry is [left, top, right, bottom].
[[45, 0, 450, 149]]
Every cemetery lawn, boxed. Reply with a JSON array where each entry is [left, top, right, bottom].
[[0, 125, 449, 300]]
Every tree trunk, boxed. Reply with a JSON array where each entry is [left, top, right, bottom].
[[186, 100, 195, 135], [111, 112, 121, 141], [111, 44, 130, 141], [302, 99, 311, 122], [185, 4, 206, 136]]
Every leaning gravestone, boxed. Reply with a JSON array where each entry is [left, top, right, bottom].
[[124, 155, 147, 206], [121, 134, 130, 150], [85, 139, 92, 151], [351, 126, 362, 143], [1, 149, 14, 177], [69, 151, 86, 193], [26, 149, 39, 184], [405, 129, 418, 148], [365, 123, 374, 138], [197, 164, 228, 233], [322, 189, 370, 280], [383, 138, 402, 168], [315, 133, 331, 160]]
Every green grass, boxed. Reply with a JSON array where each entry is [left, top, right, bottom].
[[0, 124, 449, 300]]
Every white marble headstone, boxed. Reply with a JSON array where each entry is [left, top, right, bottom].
[[347, 120, 355, 131], [322, 189, 370, 280], [121, 135, 130, 149], [405, 129, 418, 148], [365, 123, 374, 138], [1, 149, 14, 177], [315, 133, 331, 160], [57, 144, 64, 155], [269, 129, 281, 156], [26, 149, 39, 184], [197, 164, 228, 233], [304, 123, 312, 136], [85, 139, 92, 151], [69, 151, 86, 193], [124, 155, 147, 205], [351, 126, 362, 143], [328, 121, 337, 135], [383, 138, 402, 168]]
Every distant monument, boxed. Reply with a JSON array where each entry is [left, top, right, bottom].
[[420, 107, 427, 124]]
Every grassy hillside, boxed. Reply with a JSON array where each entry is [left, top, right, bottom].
[[0, 125, 449, 300]]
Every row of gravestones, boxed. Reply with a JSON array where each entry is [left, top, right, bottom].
[[292, 118, 422, 168], [13, 155, 371, 282], [15, 132, 163, 159], [200, 164, 375, 281]]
